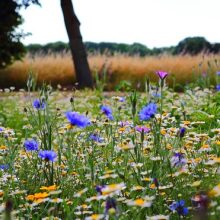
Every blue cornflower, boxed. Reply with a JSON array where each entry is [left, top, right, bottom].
[[95, 185, 105, 195], [179, 127, 186, 138], [216, 84, 220, 91], [171, 152, 187, 168], [216, 71, 220, 76], [139, 103, 157, 121], [38, 150, 57, 162], [24, 139, 39, 151], [100, 105, 114, 120], [65, 111, 90, 128], [32, 99, 45, 110], [89, 133, 103, 143], [169, 200, 189, 216], [0, 164, 9, 171], [105, 197, 117, 214]]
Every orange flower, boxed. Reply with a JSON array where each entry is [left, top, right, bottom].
[[40, 185, 57, 191], [26, 192, 49, 201], [0, 145, 7, 150]]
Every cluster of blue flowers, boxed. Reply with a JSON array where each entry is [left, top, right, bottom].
[[100, 105, 114, 120], [89, 133, 103, 143], [65, 111, 90, 128], [24, 139, 39, 151], [171, 152, 187, 168], [139, 103, 157, 121], [32, 99, 45, 110], [38, 150, 57, 162], [169, 200, 188, 216]]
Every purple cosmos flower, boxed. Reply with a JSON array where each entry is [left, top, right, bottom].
[[156, 71, 168, 80], [100, 105, 114, 120], [216, 84, 220, 91], [89, 133, 103, 143], [65, 111, 90, 128], [24, 139, 39, 151], [169, 200, 188, 216], [171, 152, 187, 168], [139, 103, 157, 121], [32, 99, 45, 110], [38, 150, 57, 162], [135, 126, 150, 133], [179, 127, 186, 138]]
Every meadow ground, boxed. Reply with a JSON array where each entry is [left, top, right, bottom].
[[0, 53, 220, 91], [0, 73, 220, 219]]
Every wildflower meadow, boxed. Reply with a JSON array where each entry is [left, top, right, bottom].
[[0, 71, 220, 219]]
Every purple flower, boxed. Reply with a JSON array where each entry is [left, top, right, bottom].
[[0, 164, 9, 170], [89, 133, 103, 143], [38, 150, 57, 162], [191, 192, 209, 211], [171, 152, 187, 168], [24, 139, 39, 151], [156, 71, 168, 80], [139, 103, 157, 121], [105, 198, 117, 214], [118, 97, 125, 102], [95, 185, 105, 195], [179, 127, 186, 138], [65, 111, 90, 128], [100, 105, 114, 120], [169, 200, 188, 216], [135, 126, 150, 133], [202, 72, 207, 78], [216, 84, 220, 91], [216, 71, 220, 76], [32, 99, 45, 110]]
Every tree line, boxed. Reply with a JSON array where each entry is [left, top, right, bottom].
[[26, 37, 220, 56]]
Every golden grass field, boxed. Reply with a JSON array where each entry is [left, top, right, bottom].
[[0, 52, 219, 90]]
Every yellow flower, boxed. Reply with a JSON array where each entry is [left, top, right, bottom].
[[0, 191, 4, 197], [101, 183, 125, 195], [208, 184, 220, 197], [160, 129, 166, 135], [183, 121, 191, 125], [33, 192, 49, 199], [127, 198, 152, 207], [192, 180, 201, 187], [85, 214, 104, 220], [26, 192, 49, 201], [0, 145, 7, 150], [40, 185, 57, 191]]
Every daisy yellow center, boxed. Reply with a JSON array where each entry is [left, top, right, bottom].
[[134, 199, 144, 206]]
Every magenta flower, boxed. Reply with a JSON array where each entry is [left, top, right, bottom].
[[135, 126, 150, 133], [156, 71, 168, 80]]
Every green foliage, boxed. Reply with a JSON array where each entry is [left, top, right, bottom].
[[26, 37, 220, 56], [174, 37, 212, 55], [0, 0, 26, 68]]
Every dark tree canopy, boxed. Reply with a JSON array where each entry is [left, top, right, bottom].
[[0, 0, 26, 68]]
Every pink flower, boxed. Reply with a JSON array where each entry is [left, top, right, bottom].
[[156, 71, 168, 80], [135, 126, 150, 133]]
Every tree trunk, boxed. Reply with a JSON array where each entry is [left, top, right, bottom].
[[60, 0, 93, 88]]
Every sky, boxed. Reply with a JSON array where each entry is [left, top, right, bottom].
[[20, 0, 220, 49]]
